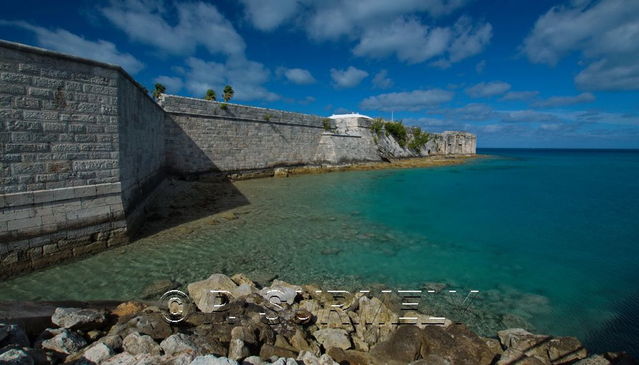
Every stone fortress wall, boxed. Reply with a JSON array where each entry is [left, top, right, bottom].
[[0, 40, 476, 278]]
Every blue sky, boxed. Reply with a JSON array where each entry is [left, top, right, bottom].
[[1, 0, 639, 148]]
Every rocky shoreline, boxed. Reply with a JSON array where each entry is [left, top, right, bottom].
[[223, 155, 483, 181], [1, 273, 636, 365]]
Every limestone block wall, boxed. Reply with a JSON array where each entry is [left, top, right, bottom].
[[162, 95, 328, 174], [315, 116, 381, 164], [0, 40, 165, 278], [116, 73, 166, 227]]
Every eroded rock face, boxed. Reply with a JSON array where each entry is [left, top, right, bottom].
[[51, 307, 105, 331]]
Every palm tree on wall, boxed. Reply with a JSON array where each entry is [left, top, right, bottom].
[[223, 85, 234, 102], [152, 83, 166, 100], [204, 89, 216, 101]]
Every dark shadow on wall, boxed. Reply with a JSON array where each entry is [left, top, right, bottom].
[[127, 114, 250, 240]]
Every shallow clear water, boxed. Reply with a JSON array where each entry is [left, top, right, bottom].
[[1, 149, 638, 355]]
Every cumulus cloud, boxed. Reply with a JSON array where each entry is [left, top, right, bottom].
[[499, 110, 562, 123], [180, 57, 278, 101], [533, 92, 595, 108], [500, 91, 539, 101], [0, 20, 144, 73], [447, 16, 492, 62], [240, 0, 301, 31], [238, 1, 489, 66], [101, 0, 245, 56], [277, 67, 316, 84], [438, 103, 496, 121], [522, 0, 639, 90], [465, 81, 511, 98], [352, 16, 491, 65], [154, 75, 183, 93], [304, 0, 469, 41], [352, 17, 451, 63], [330, 66, 369, 88], [372, 70, 393, 89], [360, 89, 454, 112], [575, 59, 639, 91]]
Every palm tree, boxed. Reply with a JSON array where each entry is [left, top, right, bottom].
[[152, 83, 166, 100], [223, 85, 234, 102], [204, 89, 216, 101]]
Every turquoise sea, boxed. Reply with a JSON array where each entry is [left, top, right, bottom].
[[1, 149, 638, 356]]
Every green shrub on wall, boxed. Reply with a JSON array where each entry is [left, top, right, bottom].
[[371, 118, 384, 136], [408, 127, 431, 152], [384, 121, 408, 147], [322, 118, 332, 131]]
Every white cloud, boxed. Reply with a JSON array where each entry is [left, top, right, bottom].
[[1, 21, 144, 73], [533, 92, 595, 108], [352, 17, 451, 63], [277, 67, 316, 84], [447, 16, 492, 62], [238, 1, 489, 66], [240, 0, 301, 31], [465, 81, 511, 98], [352, 15, 491, 65], [500, 91, 539, 101], [522, 0, 639, 90], [500, 110, 562, 123], [372, 70, 393, 89], [305, 0, 469, 41], [575, 59, 639, 91], [101, 0, 245, 56], [360, 89, 454, 112], [438, 103, 496, 121], [181, 57, 278, 101], [330, 66, 369, 88], [154, 75, 183, 93]]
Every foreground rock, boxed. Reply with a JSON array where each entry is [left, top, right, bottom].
[[51, 307, 106, 331], [1, 272, 636, 365]]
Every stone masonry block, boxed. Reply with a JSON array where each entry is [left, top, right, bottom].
[[7, 216, 42, 231], [3, 191, 34, 207]]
